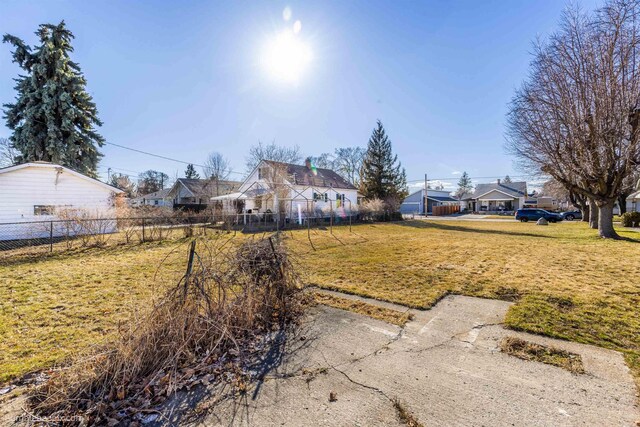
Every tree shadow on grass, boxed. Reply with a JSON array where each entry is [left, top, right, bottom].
[[395, 219, 553, 239]]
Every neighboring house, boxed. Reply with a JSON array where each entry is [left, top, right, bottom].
[[465, 180, 527, 212], [131, 188, 172, 208], [523, 196, 558, 211], [400, 189, 459, 215], [212, 160, 358, 220], [168, 178, 241, 211], [627, 190, 640, 212], [0, 162, 123, 240]]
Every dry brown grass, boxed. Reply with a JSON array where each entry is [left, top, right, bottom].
[[500, 336, 585, 374], [313, 292, 413, 326], [393, 398, 424, 427], [26, 235, 302, 425], [2, 219, 640, 390], [286, 220, 640, 385]]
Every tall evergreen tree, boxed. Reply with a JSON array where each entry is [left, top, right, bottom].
[[3, 21, 104, 177], [185, 164, 200, 179], [455, 171, 474, 198], [360, 120, 407, 204]]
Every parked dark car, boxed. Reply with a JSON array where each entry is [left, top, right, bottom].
[[515, 208, 564, 223], [560, 210, 582, 221]]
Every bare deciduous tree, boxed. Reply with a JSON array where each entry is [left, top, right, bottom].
[[245, 141, 301, 174], [333, 147, 365, 187], [204, 152, 232, 181], [0, 137, 18, 167], [507, 0, 640, 238], [204, 152, 234, 197]]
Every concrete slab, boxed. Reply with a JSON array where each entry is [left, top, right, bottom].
[[199, 294, 639, 427]]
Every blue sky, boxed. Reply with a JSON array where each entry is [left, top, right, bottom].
[[0, 0, 599, 189]]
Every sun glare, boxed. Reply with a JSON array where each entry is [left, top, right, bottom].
[[262, 29, 312, 84]]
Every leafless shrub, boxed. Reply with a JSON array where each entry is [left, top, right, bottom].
[[56, 208, 117, 248], [359, 198, 385, 221], [27, 235, 303, 425]]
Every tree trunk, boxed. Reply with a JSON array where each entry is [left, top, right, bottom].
[[581, 204, 590, 222], [571, 192, 590, 222], [577, 200, 589, 222], [597, 200, 620, 239], [618, 194, 627, 215], [588, 198, 598, 229]]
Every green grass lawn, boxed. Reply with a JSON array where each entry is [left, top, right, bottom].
[[1, 220, 639, 390]]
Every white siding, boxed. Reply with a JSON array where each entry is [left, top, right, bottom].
[[0, 165, 119, 239], [477, 190, 516, 201], [237, 163, 358, 216]]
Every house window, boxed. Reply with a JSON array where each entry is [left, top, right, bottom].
[[34, 205, 55, 215], [258, 167, 268, 180], [313, 192, 328, 202], [154, 200, 159, 205]]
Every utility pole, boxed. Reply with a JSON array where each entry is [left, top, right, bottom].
[[424, 173, 428, 216]]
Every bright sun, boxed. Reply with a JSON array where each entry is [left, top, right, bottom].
[[262, 30, 312, 84]]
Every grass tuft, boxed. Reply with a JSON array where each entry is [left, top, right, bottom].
[[393, 398, 424, 427], [500, 336, 585, 374], [313, 292, 413, 326]]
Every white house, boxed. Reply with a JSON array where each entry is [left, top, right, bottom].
[[131, 188, 173, 208], [627, 190, 640, 212], [212, 160, 358, 222], [0, 162, 123, 240]]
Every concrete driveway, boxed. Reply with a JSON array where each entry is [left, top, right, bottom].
[[200, 292, 639, 427]]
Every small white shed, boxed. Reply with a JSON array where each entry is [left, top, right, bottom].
[[0, 162, 123, 240]]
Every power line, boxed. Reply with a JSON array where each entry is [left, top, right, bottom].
[[104, 142, 245, 177], [104, 142, 535, 185], [105, 142, 208, 168], [406, 174, 534, 183], [102, 166, 141, 174]]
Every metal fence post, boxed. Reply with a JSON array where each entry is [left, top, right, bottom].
[[49, 221, 53, 252], [142, 218, 146, 243]]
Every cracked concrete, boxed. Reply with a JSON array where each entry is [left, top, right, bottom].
[[196, 293, 639, 426]]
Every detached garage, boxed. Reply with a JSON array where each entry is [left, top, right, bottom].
[[0, 162, 122, 240]]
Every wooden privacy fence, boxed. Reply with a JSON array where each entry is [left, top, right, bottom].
[[432, 205, 460, 216]]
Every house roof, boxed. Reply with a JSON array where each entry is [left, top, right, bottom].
[[470, 181, 527, 200], [0, 162, 123, 193], [170, 178, 241, 197], [428, 195, 458, 202], [264, 160, 357, 190], [627, 190, 640, 200]]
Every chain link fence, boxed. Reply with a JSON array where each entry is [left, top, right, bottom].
[[0, 209, 400, 262], [0, 215, 212, 261]]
